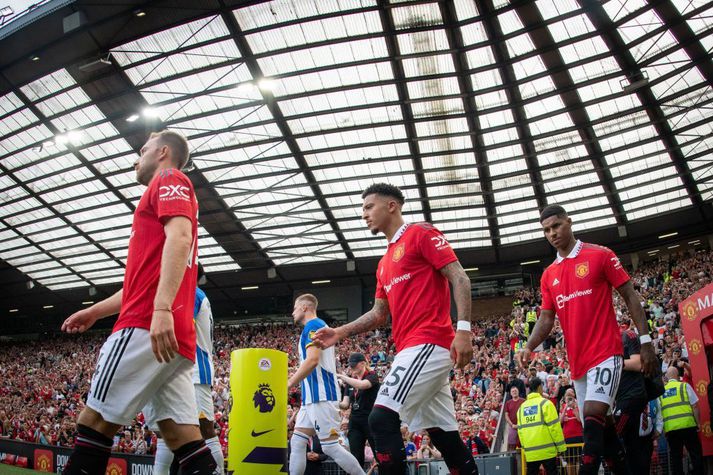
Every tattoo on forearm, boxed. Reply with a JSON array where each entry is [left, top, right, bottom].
[[440, 261, 472, 321], [343, 300, 388, 337]]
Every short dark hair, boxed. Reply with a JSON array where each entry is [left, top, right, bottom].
[[539, 204, 568, 223], [528, 377, 543, 392], [361, 183, 405, 205], [150, 130, 190, 170]]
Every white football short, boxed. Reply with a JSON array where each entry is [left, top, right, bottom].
[[195, 384, 215, 421], [87, 328, 199, 429], [375, 343, 458, 432], [573, 355, 623, 416], [295, 401, 341, 440]]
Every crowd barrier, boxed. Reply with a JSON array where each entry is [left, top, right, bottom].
[[0, 438, 155, 474]]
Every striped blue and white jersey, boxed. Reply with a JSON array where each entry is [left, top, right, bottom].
[[193, 287, 214, 386], [299, 318, 339, 405]]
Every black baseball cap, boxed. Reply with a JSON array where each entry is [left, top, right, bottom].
[[348, 352, 366, 368]]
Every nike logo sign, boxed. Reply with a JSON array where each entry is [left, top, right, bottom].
[[251, 429, 274, 437]]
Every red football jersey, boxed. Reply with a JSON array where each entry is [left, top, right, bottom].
[[540, 241, 628, 380], [114, 168, 199, 361], [375, 223, 457, 352]]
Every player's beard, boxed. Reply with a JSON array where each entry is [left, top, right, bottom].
[[370, 227, 379, 236]]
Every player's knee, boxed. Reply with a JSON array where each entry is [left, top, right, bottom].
[[368, 406, 400, 437], [76, 407, 120, 439]]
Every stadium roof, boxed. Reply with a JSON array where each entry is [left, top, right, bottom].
[[1, 0, 712, 319]]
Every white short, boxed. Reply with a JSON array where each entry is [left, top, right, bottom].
[[375, 344, 457, 432], [573, 355, 623, 416], [195, 384, 214, 421], [87, 328, 199, 429], [295, 401, 341, 440]]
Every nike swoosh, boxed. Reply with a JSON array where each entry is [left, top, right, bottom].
[[251, 429, 274, 437]]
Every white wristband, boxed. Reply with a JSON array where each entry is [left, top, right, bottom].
[[457, 321, 471, 332], [639, 334, 652, 344]]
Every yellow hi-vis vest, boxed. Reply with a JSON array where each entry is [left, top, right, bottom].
[[659, 380, 697, 432], [526, 311, 537, 323], [517, 393, 566, 462]]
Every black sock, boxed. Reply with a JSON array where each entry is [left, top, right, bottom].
[[173, 439, 217, 475], [580, 415, 605, 475], [602, 421, 629, 475], [62, 424, 112, 475], [368, 406, 406, 475], [427, 428, 478, 475]]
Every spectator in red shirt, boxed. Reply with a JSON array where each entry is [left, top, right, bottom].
[[504, 387, 524, 451]]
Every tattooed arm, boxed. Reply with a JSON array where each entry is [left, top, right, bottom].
[[440, 260, 472, 323], [312, 299, 390, 349]]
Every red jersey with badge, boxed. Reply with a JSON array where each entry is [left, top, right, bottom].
[[375, 223, 457, 352], [540, 241, 628, 380], [114, 168, 199, 362]]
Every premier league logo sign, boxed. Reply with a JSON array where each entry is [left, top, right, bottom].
[[253, 383, 276, 413]]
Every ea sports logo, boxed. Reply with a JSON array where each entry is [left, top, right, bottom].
[[689, 338, 702, 356], [259, 358, 272, 371], [575, 262, 589, 279], [682, 302, 698, 321]]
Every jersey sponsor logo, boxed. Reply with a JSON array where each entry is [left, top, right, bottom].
[[159, 184, 190, 200], [251, 428, 274, 437], [555, 288, 593, 309], [392, 243, 405, 262], [383, 273, 411, 294], [430, 235, 450, 250], [575, 262, 589, 279], [253, 383, 276, 413], [552, 278, 560, 286], [594, 387, 605, 395], [523, 405, 538, 416]]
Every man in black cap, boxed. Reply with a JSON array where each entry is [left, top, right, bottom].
[[338, 353, 381, 469]]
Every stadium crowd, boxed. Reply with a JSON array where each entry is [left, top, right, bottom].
[[0, 247, 710, 461]]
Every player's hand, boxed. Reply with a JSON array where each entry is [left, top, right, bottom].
[[451, 330, 473, 369], [61, 308, 98, 333], [515, 347, 532, 369], [150, 309, 179, 363], [640, 342, 658, 378], [312, 326, 343, 349]]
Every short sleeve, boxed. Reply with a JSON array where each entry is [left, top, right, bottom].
[[686, 383, 699, 405], [302, 319, 326, 349], [375, 262, 387, 299], [366, 372, 379, 386], [416, 224, 458, 270], [602, 249, 630, 289], [540, 272, 554, 311], [152, 169, 195, 224], [622, 331, 641, 358]]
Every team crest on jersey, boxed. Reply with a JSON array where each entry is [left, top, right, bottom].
[[308, 330, 316, 340], [575, 262, 589, 279], [392, 243, 405, 262]]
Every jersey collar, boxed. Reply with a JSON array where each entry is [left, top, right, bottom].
[[389, 222, 410, 245], [555, 239, 583, 264]]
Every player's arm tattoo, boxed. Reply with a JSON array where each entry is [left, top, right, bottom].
[[616, 281, 647, 336], [440, 260, 472, 322], [525, 309, 555, 351], [342, 298, 390, 337]]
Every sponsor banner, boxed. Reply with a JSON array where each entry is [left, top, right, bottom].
[[678, 282, 713, 457], [229, 348, 288, 475], [0, 439, 154, 474]]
